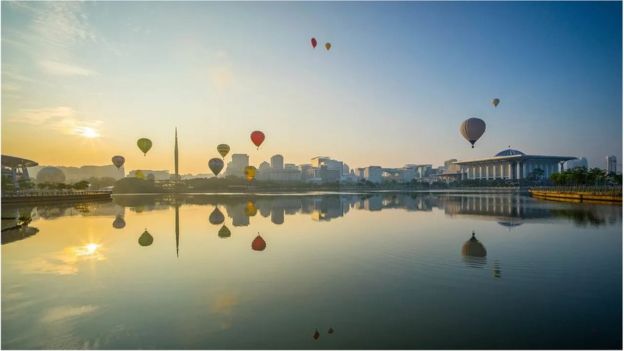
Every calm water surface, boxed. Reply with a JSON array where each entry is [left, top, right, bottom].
[[2, 193, 622, 349]]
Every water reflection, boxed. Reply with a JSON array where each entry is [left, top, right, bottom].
[[251, 233, 266, 251], [138, 229, 153, 247], [461, 231, 487, 268]]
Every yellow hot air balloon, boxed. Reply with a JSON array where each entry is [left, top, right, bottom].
[[325, 42, 331, 51], [135, 170, 145, 180], [217, 144, 230, 158], [245, 200, 257, 216], [137, 138, 152, 156], [459, 117, 486, 148], [492, 98, 500, 108], [244, 166, 256, 182]]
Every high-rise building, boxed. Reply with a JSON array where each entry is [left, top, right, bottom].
[[225, 154, 249, 177], [607, 155, 617, 173], [363, 166, 383, 183], [270, 154, 284, 171]]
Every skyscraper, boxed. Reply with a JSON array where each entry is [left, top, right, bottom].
[[270, 154, 284, 170], [174, 128, 179, 181], [607, 155, 617, 173]]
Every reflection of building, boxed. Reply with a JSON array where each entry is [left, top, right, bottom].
[[225, 154, 249, 177], [607, 155, 617, 173], [455, 149, 575, 180]]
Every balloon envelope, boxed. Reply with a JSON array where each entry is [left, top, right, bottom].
[[325, 42, 331, 50], [138, 230, 153, 246], [252, 235, 266, 251], [244, 166, 257, 182], [217, 144, 230, 158], [208, 158, 224, 176], [137, 138, 152, 155], [209, 207, 225, 225], [311, 37, 317, 48], [112, 155, 125, 169], [245, 200, 257, 217], [459, 118, 486, 148], [250, 131, 265, 148], [218, 225, 231, 238], [135, 170, 145, 180], [492, 98, 500, 107], [112, 215, 126, 229]]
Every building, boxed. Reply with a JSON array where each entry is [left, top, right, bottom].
[[2, 155, 39, 190], [363, 166, 383, 183], [311, 157, 344, 177], [270, 155, 284, 171], [455, 149, 575, 181], [563, 157, 588, 170], [607, 155, 617, 173], [225, 154, 249, 177]]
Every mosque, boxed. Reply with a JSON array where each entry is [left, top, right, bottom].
[[454, 149, 575, 181]]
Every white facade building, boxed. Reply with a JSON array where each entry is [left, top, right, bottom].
[[455, 149, 575, 181], [607, 155, 617, 173]]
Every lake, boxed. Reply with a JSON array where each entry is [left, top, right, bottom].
[[2, 192, 621, 349]]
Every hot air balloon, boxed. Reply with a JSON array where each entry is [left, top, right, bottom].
[[313, 329, 320, 340], [209, 158, 224, 176], [217, 144, 230, 158], [245, 200, 257, 217], [325, 42, 331, 51], [137, 138, 152, 156], [111, 155, 125, 169], [112, 215, 126, 229], [252, 234, 266, 251], [138, 229, 153, 247], [209, 207, 225, 225], [459, 118, 486, 148], [492, 98, 500, 108], [328, 328, 334, 334], [311, 37, 317, 48], [218, 225, 231, 238], [250, 131, 265, 149], [461, 231, 487, 268], [135, 170, 145, 180], [244, 166, 256, 182]]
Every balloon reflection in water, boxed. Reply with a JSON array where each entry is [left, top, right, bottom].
[[138, 229, 154, 247], [245, 200, 257, 217], [112, 215, 126, 229], [313, 329, 320, 340], [209, 207, 225, 225], [218, 225, 231, 239], [252, 233, 266, 251], [461, 231, 487, 268]]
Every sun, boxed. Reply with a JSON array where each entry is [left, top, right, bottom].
[[76, 127, 100, 139]]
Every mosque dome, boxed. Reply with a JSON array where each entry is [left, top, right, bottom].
[[36, 167, 66, 183], [495, 149, 525, 157]]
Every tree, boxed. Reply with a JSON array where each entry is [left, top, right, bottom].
[[72, 180, 90, 190]]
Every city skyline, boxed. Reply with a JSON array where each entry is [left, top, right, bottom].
[[2, 1, 621, 174]]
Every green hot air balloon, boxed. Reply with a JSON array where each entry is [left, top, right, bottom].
[[218, 225, 231, 238], [208, 158, 224, 176], [138, 229, 153, 246], [492, 98, 500, 108], [137, 138, 152, 156], [217, 144, 230, 159]]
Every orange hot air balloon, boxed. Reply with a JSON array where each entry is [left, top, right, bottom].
[[251, 233, 266, 251], [250, 131, 265, 149], [311, 37, 317, 48]]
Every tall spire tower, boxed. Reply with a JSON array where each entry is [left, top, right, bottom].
[[174, 127, 179, 181]]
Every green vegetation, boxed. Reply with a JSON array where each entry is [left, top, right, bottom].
[[549, 168, 622, 186]]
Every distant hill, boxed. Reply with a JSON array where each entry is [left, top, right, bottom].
[[29, 165, 124, 182]]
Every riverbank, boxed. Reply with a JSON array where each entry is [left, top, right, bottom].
[[529, 188, 622, 204], [1, 190, 112, 205]]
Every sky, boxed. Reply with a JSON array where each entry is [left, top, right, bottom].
[[2, 1, 621, 174]]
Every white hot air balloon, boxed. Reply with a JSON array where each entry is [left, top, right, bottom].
[[460, 118, 486, 148]]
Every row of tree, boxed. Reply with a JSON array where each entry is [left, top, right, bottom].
[[549, 168, 622, 186]]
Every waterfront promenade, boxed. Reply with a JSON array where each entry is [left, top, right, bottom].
[[1, 190, 112, 204]]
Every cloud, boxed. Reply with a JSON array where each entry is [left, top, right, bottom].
[[9, 106, 103, 137], [39, 60, 97, 76]]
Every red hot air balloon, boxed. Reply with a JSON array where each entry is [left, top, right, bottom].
[[311, 37, 317, 48], [250, 131, 265, 149], [251, 233, 266, 251]]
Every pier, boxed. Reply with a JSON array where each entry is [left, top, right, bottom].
[[529, 187, 622, 204]]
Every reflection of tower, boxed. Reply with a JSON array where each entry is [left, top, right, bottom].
[[175, 204, 180, 258], [174, 128, 179, 181]]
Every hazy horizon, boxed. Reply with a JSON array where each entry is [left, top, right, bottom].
[[2, 1, 621, 174]]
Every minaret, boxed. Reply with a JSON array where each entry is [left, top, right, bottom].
[[174, 127, 179, 181]]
